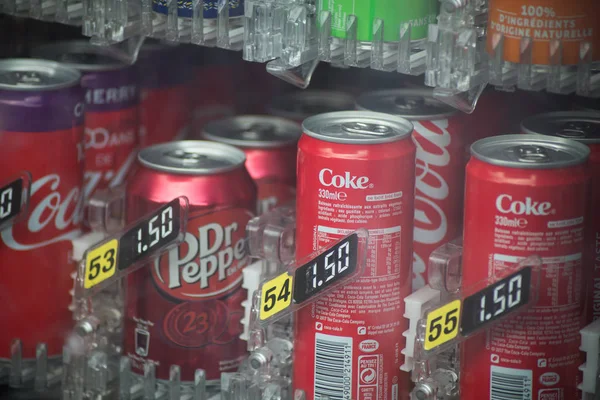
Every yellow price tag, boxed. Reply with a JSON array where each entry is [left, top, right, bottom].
[[260, 273, 293, 320], [84, 239, 119, 289], [424, 299, 461, 351]]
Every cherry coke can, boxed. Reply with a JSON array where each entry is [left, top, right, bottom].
[[202, 115, 301, 214], [356, 88, 466, 291], [33, 41, 140, 205], [521, 112, 600, 325], [461, 135, 590, 400], [124, 141, 256, 384], [294, 111, 416, 400], [138, 41, 193, 147], [0, 59, 85, 360], [267, 90, 355, 124]]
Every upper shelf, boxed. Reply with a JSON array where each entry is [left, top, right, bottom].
[[1, 0, 598, 112]]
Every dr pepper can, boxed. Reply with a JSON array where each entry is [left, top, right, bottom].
[[356, 88, 466, 291], [521, 111, 600, 325], [202, 115, 301, 215], [461, 134, 590, 400], [0, 59, 85, 360], [124, 141, 256, 384], [294, 111, 416, 400], [33, 41, 140, 206]]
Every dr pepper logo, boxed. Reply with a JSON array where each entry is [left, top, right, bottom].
[[152, 209, 252, 300]]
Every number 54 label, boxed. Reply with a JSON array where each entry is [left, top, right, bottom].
[[260, 273, 293, 320], [424, 299, 461, 351]]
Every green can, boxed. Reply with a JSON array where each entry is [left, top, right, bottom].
[[319, 0, 439, 43]]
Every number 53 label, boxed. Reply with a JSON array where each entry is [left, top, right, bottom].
[[424, 299, 461, 351], [260, 273, 293, 320], [84, 239, 119, 289]]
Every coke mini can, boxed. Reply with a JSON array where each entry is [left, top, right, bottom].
[[487, 0, 600, 65], [0, 59, 85, 360], [267, 90, 355, 124], [521, 111, 600, 325], [294, 111, 416, 400], [356, 88, 466, 291], [138, 41, 193, 147], [33, 41, 140, 205], [202, 115, 301, 215], [461, 134, 590, 400], [124, 140, 256, 383]]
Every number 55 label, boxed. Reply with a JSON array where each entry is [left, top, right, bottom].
[[260, 273, 293, 320], [424, 299, 461, 351]]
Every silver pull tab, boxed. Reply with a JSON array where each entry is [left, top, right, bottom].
[[394, 96, 426, 111], [514, 145, 549, 163], [342, 122, 392, 136], [557, 121, 594, 139], [165, 149, 209, 164], [240, 123, 276, 140]]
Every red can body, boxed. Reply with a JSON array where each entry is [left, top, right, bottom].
[[461, 137, 590, 400], [294, 112, 415, 400], [138, 43, 192, 147], [123, 141, 256, 382], [0, 60, 85, 359]]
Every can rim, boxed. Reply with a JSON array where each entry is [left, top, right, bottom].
[[520, 111, 600, 144], [138, 140, 247, 175], [471, 134, 590, 169], [355, 88, 458, 120], [0, 58, 81, 91], [302, 111, 414, 144], [202, 115, 301, 148], [267, 90, 356, 120], [32, 40, 133, 72]]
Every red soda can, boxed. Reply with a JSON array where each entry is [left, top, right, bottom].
[[0, 59, 85, 359], [294, 111, 416, 400], [123, 141, 256, 383], [521, 112, 600, 325], [138, 41, 193, 147], [356, 88, 466, 291], [33, 41, 140, 205], [461, 134, 590, 400], [202, 115, 301, 214], [267, 90, 355, 124]]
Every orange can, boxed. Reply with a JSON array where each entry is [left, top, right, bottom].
[[486, 0, 600, 65]]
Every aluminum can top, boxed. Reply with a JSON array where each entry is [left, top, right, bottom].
[[521, 111, 600, 144], [355, 88, 457, 120], [302, 111, 413, 145], [471, 134, 590, 169], [138, 140, 246, 175], [0, 58, 81, 91], [203, 115, 301, 148], [32, 40, 131, 72], [267, 90, 355, 121]]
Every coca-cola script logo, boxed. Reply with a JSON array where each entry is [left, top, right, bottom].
[[318, 168, 372, 189], [152, 209, 252, 301], [1, 174, 82, 251], [412, 119, 452, 290], [496, 195, 554, 216]]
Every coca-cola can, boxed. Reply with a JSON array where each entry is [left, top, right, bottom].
[[33, 41, 140, 206], [461, 134, 590, 400], [521, 111, 600, 325], [0, 59, 85, 359], [294, 111, 416, 400], [124, 140, 256, 383], [356, 88, 466, 291], [267, 90, 356, 124], [137, 41, 193, 147], [202, 115, 301, 215]]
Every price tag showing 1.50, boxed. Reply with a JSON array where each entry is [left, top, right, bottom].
[[83, 197, 188, 292]]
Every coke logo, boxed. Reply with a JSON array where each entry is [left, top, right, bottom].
[[318, 168, 372, 189], [412, 120, 452, 290], [1, 174, 82, 251], [84, 127, 136, 150], [152, 210, 252, 300], [496, 195, 553, 216]]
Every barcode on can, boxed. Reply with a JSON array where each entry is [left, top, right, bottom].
[[314, 333, 352, 400], [490, 365, 532, 400]]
